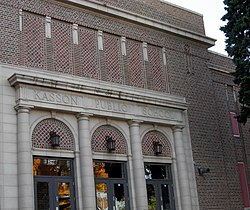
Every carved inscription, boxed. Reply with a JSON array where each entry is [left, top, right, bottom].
[[33, 90, 81, 106], [142, 107, 173, 119], [30, 89, 180, 121], [94, 99, 128, 112]]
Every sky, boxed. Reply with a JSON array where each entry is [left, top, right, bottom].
[[165, 0, 227, 55]]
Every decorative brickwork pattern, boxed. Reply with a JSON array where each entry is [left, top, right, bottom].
[[1, 0, 198, 56], [0, 4, 20, 65], [126, 38, 145, 88], [77, 26, 99, 79], [142, 130, 171, 157], [52, 19, 74, 74], [104, 33, 123, 84], [23, 12, 45, 69], [148, 44, 167, 92], [32, 118, 74, 150], [92, 125, 127, 154]]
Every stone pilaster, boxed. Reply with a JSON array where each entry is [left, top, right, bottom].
[[172, 126, 192, 210]]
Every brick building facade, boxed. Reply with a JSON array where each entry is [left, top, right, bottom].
[[0, 0, 250, 210]]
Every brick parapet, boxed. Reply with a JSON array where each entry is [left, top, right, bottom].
[[93, 0, 205, 35]]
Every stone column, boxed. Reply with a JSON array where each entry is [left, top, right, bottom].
[[16, 106, 33, 210], [129, 120, 148, 210], [77, 113, 96, 210], [172, 126, 192, 210]]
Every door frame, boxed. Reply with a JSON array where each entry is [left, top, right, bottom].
[[33, 157, 76, 210]]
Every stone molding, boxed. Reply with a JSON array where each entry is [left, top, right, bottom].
[[8, 67, 187, 125]]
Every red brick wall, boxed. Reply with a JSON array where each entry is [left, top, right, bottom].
[[1, 1, 249, 209]]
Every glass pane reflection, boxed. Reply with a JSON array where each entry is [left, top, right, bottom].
[[147, 184, 157, 210], [96, 183, 108, 210], [33, 158, 71, 176], [145, 164, 168, 180], [114, 184, 126, 210], [94, 162, 124, 178], [161, 184, 170, 210], [37, 182, 50, 210], [58, 182, 71, 210]]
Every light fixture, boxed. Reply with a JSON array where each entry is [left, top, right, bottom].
[[153, 141, 163, 155], [106, 136, 115, 151], [198, 167, 210, 176], [50, 131, 60, 147]]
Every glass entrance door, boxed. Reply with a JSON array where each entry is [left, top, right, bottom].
[[94, 161, 129, 210], [35, 178, 75, 210], [33, 157, 76, 210], [147, 181, 174, 210], [145, 163, 175, 210], [95, 180, 128, 210]]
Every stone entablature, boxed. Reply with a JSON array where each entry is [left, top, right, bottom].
[[8, 69, 186, 125]]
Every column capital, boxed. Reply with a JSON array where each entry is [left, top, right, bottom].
[[76, 112, 93, 120], [171, 125, 185, 132], [15, 104, 34, 113], [128, 119, 143, 126]]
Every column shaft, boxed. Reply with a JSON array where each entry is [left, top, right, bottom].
[[77, 114, 96, 210], [173, 127, 192, 210], [17, 107, 33, 210], [129, 121, 148, 210]]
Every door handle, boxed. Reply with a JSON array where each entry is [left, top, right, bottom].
[[56, 196, 59, 210]]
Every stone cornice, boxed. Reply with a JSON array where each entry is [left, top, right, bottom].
[[56, 0, 216, 47], [7, 66, 187, 110]]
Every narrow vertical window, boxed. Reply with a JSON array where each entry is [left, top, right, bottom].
[[233, 86, 237, 102], [19, 9, 23, 31], [162, 47, 167, 66], [238, 162, 250, 208], [184, 44, 192, 73], [72, 24, 78, 45], [142, 42, 148, 61], [45, 16, 52, 38], [229, 112, 240, 137], [97, 30, 103, 50], [225, 84, 229, 101], [121, 36, 126, 56]]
